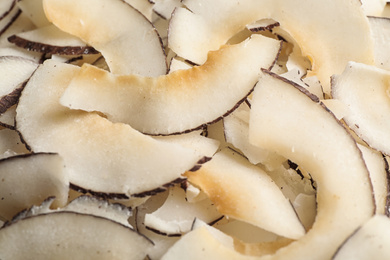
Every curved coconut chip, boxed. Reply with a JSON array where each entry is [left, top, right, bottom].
[[0, 212, 152, 259], [0, 153, 69, 221], [0, 3, 20, 38], [59, 34, 282, 135], [168, 0, 374, 93], [331, 62, 390, 156], [8, 25, 98, 55], [0, 0, 15, 22], [43, 0, 167, 76], [15, 60, 204, 197], [248, 69, 374, 259], [16, 0, 50, 27]]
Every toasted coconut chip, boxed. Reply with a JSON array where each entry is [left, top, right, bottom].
[[152, 0, 182, 20], [0, 56, 38, 112], [280, 69, 323, 99], [144, 185, 222, 236], [358, 144, 388, 215], [0, 212, 152, 259], [16, 60, 203, 197], [223, 103, 286, 170], [8, 25, 98, 55], [16, 0, 50, 27], [333, 215, 390, 260], [186, 148, 306, 240], [368, 16, 390, 70], [60, 35, 281, 135], [248, 70, 374, 259], [0, 3, 20, 37], [0, 128, 29, 158], [0, 153, 69, 221], [161, 220, 258, 260], [43, 0, 167, 76], [168, 0, 374, 93], [331, 62, 390, 156], [0, 0, 15, 21]]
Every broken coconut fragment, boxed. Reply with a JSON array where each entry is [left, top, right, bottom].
[[16, 60, 204, 197], [60, 34, 282, 135], [0, 212, 152, 259], [0, 153, 68, 221], [248, 69, 374, 259], [186, 148, 306, 240], [168, 0, 374, 93], [331, 62, 390, 156], [43, 0, 167, 76]]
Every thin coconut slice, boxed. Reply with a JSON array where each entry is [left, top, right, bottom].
[[59, 34, 282, 135], [246, 19, 280, 32], [333, 214, 390, 259], [8, 25, 98, 55], [368, 16, 390, 70], [0, 212, 152, 259], [152, 0, 183, 20], [144, 185, 222, 236], [248, 69, 374, 259], [161, 219, 259, 260], [0, 128, 29, 158], [331, 62, 390, 156], [358, 144, 388, 215], [17, 0, 50, 27], [0, 0, 15, 21], [0, 153, 69, 221], [186, 148, 306, 240], [0, 3, 20, 37], [0, 56, 38, 113], [361, 0, 386, 16], [168, 0, 374, 93], [43, 0, 167, 76], [123, 0, 154, 21], [0, 104, 16, 127], [223, 102, 286, 170], [15, 60, 204, 197]]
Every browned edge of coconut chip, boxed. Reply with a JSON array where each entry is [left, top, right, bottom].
[[0, 8, 20, 37], [0, 0, 16, 21]]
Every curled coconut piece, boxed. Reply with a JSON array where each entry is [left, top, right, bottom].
[[168, 0, 374, 93], [59, 34, 282, 135], [331, 62, 390, 156], [248, 69, 374, 259], [15, 60, 204, 197], [0, 212, 152, 259], [186, 148, 305, 240], [43, 0, 167, 76]]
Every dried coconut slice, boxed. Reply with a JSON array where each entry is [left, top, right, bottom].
[[0, 0, 15, 21], [8, 25, 98, 55], [17, 0, 50, 27], [0, 212, 152, 259], [0, 56, 38, 113], [186, 148, 306, 240], [331, 62, 390, 156], [152, 0, 182, 20], [16, 60, 203, 197], [368, 16, 390, 70], [333, 215, 390, 260], [144, 185, 222, 236], [168, 0, 374, 93], [43, 0, 167, 76], [0, 153, 68, 221], [248, 69, 374, 259], [361, 0, 386, 16], [0, 3, 20, 37], [60, 34, 281, 135], [123, 0, 154, 21], [0, 128, 29, 158]]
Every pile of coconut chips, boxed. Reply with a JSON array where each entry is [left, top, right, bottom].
[[1, 0, 390, 259]]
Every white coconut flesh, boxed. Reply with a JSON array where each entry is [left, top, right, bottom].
[[331, 62, 390, 156], [0, 128, 29, 158], [0, 211, 152, 259], [333, 214, 390, 259], [0, 0, 15, 21], [15, 60, 204, 197], [248, 70, 374, 259], [168, 0, 374, 94], [59, 34, 282, 135], [0, 153, 69, 221], [16, 0, 50, 27], [43, 0, 167, 76], [185, 148, 306, 240], [368, 16, 390, 70]]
